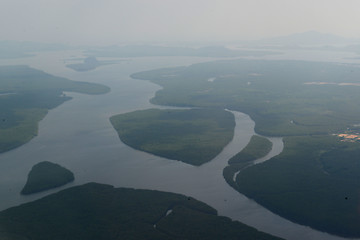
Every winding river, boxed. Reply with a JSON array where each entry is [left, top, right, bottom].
[[0, 50, 358, 240]]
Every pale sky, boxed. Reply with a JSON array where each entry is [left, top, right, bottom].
[[1, 0, 360, 45]]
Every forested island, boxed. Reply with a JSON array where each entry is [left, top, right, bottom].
[[0, 65, 110, 153], [66, 56, 122, 72], [21, 161, 74, 195], [131, 59, 360, 237], [223, 135, 272, 190], [66, 56, 101, 72], [0, 183, 283, 240], [110, 108, 235, 166]]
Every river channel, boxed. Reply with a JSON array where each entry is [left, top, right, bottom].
[[0, 51, 358, 240]]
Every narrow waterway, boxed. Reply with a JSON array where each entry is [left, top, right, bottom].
[[0, 51, 357, 240]]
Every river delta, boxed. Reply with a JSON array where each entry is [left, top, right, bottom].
[[0, 50, 359, 239]]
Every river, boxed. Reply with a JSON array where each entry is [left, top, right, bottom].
[[0, 50, 358, 240]]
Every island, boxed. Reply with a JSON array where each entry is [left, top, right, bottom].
[[66, 56, 126, 72], [131, 59, 360, 237], [229, 135, 273, 164], [0, 183, 283, 240], [66, 56, 101, 72], [0, 65, 110, 153], [223, 135, 272, 190], [110, 108, 235, 166], [21, 161, 74, 195]]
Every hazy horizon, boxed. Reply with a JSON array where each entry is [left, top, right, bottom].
[[2, 0, 360, 46]]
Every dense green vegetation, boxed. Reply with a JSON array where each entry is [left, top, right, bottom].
[[110, 108, 235, 166], [0, 183, 283, 240], [21, 161, 74, 195], [131, 59, 360, 237], [223, 163, 251, 190], [223, 135, 273, 190], [0, 65, 110, 153], [229, 135, 272, 164], [235, 135, 360, 238], [132, 59, 360, 136]]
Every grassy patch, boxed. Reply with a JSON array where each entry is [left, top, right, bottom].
[[110, 108, 235, 166]]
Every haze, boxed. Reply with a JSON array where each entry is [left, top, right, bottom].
[[1, 0, 360, 45]]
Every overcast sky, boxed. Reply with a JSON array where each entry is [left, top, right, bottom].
[[1, 0, 360, 45]]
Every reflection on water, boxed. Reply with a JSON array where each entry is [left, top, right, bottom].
[[0, 51, 357, 240]]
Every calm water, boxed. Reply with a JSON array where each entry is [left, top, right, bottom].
[[0, 50, 358, 240]]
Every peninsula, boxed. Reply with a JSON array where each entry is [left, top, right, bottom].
[[0, 65, 110, 153]]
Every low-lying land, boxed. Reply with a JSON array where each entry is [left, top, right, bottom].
[[66, 56, 121, 72], [66, 56, 101, 71], [236, 135, 360, 238], [0, 65, 110, 153], [0, 183, 283, 240], [229, 135, 272, 164], [132, 59, 360, 136], [110, 108, 235, 166], [21, 161, 74, 195], [223, 135, 272, 189], [131, 59, 360, 237]]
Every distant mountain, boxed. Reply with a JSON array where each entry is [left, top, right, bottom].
[[252, 31, 359, 46], [86, 45, 280, 58]]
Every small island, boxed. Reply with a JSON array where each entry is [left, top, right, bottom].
[[66, 56, 124, 72], [21, 161, 74, 195], [110, 108, 235, 166], [1, 183, 284, 240], [66, 56, 101, 72]]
